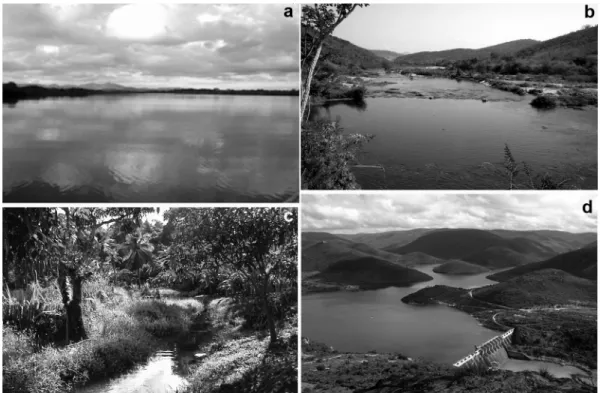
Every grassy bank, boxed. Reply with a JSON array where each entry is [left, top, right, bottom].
[[3, 278, 203, 392], [179, 298, 298, 393]]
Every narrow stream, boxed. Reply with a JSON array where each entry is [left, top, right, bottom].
[[77, 331, 210, 393]]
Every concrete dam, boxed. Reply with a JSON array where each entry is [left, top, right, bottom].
[[453, 328, 514, 369]]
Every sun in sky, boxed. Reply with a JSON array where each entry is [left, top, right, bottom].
[[105, 4, 170, 41]]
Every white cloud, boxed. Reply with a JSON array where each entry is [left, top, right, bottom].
[[196, 13, 222, 24], [37, 45, 60, 55], [302, 193, 597, 234], [4, 4, 299, 89]]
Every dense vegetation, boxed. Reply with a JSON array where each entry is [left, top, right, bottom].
[[3, 208, 298, 393], [301, 5, 376, 190], [301, 119, 374, 190], [306, 29, 388, 71], [2, 82, 299, 103]]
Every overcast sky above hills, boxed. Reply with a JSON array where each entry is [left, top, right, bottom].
[[334, 4, 597, 53], [3, 4, 298, 89], [303, 194, 597, 234]]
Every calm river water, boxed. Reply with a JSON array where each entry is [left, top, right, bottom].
[[4, 94, 299, 202], [310, 77, 597, 189]]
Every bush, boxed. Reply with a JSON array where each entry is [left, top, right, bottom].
[[128, 299, 197, 337], [240, 290, 296, 330], [530, 95, 557, 109], [302, 120, 374, 190], [539, 366, 552, 379], [346, 86, 366, 102]]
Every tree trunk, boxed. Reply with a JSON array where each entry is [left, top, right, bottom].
[[261, 275, 277, 343], [58, 267, 87, 343], [300, 42, 323, 122]]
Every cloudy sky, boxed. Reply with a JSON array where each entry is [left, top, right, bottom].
[[303, 193, 597, 234], [334, 4, 596, 53], [3, 4, 298, 89]]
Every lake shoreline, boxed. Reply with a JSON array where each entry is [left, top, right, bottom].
[[402, 285, 596, 372], [3, 82, 299, 104]]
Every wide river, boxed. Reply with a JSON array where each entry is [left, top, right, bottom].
[[4, 94, 299, 202], [311, 76, 597, 189]]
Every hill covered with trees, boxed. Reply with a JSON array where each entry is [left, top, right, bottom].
[[394, 39, 539, 65]]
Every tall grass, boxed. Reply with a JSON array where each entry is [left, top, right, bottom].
[[3, 277, 203, 393]]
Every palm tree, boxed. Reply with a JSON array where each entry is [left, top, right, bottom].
[[119, 233, 154, 287]]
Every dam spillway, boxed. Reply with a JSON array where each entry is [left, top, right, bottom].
[[453, 328, 514, 368]]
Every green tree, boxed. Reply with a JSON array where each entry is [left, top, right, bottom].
[[3, 208, 153, 343], [118, 232, 155, 286], [166, 208, 297, 343], [382, 59, 393, 73], [301, 4, 367, 120]]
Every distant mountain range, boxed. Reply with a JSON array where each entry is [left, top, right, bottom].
[[79, 82, 132, 91], [310, 25, 597, 70], [302, 232, 403, 272], [40, 82, 135, 90], [475, 269, 597, 308], [339, 229, 436, 249], [303, 228, 596, 290], [370, 49, 410, 61], [488, 243, 597, 282], [385, 229, 559, 268], [393, 39, 539, 65]]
